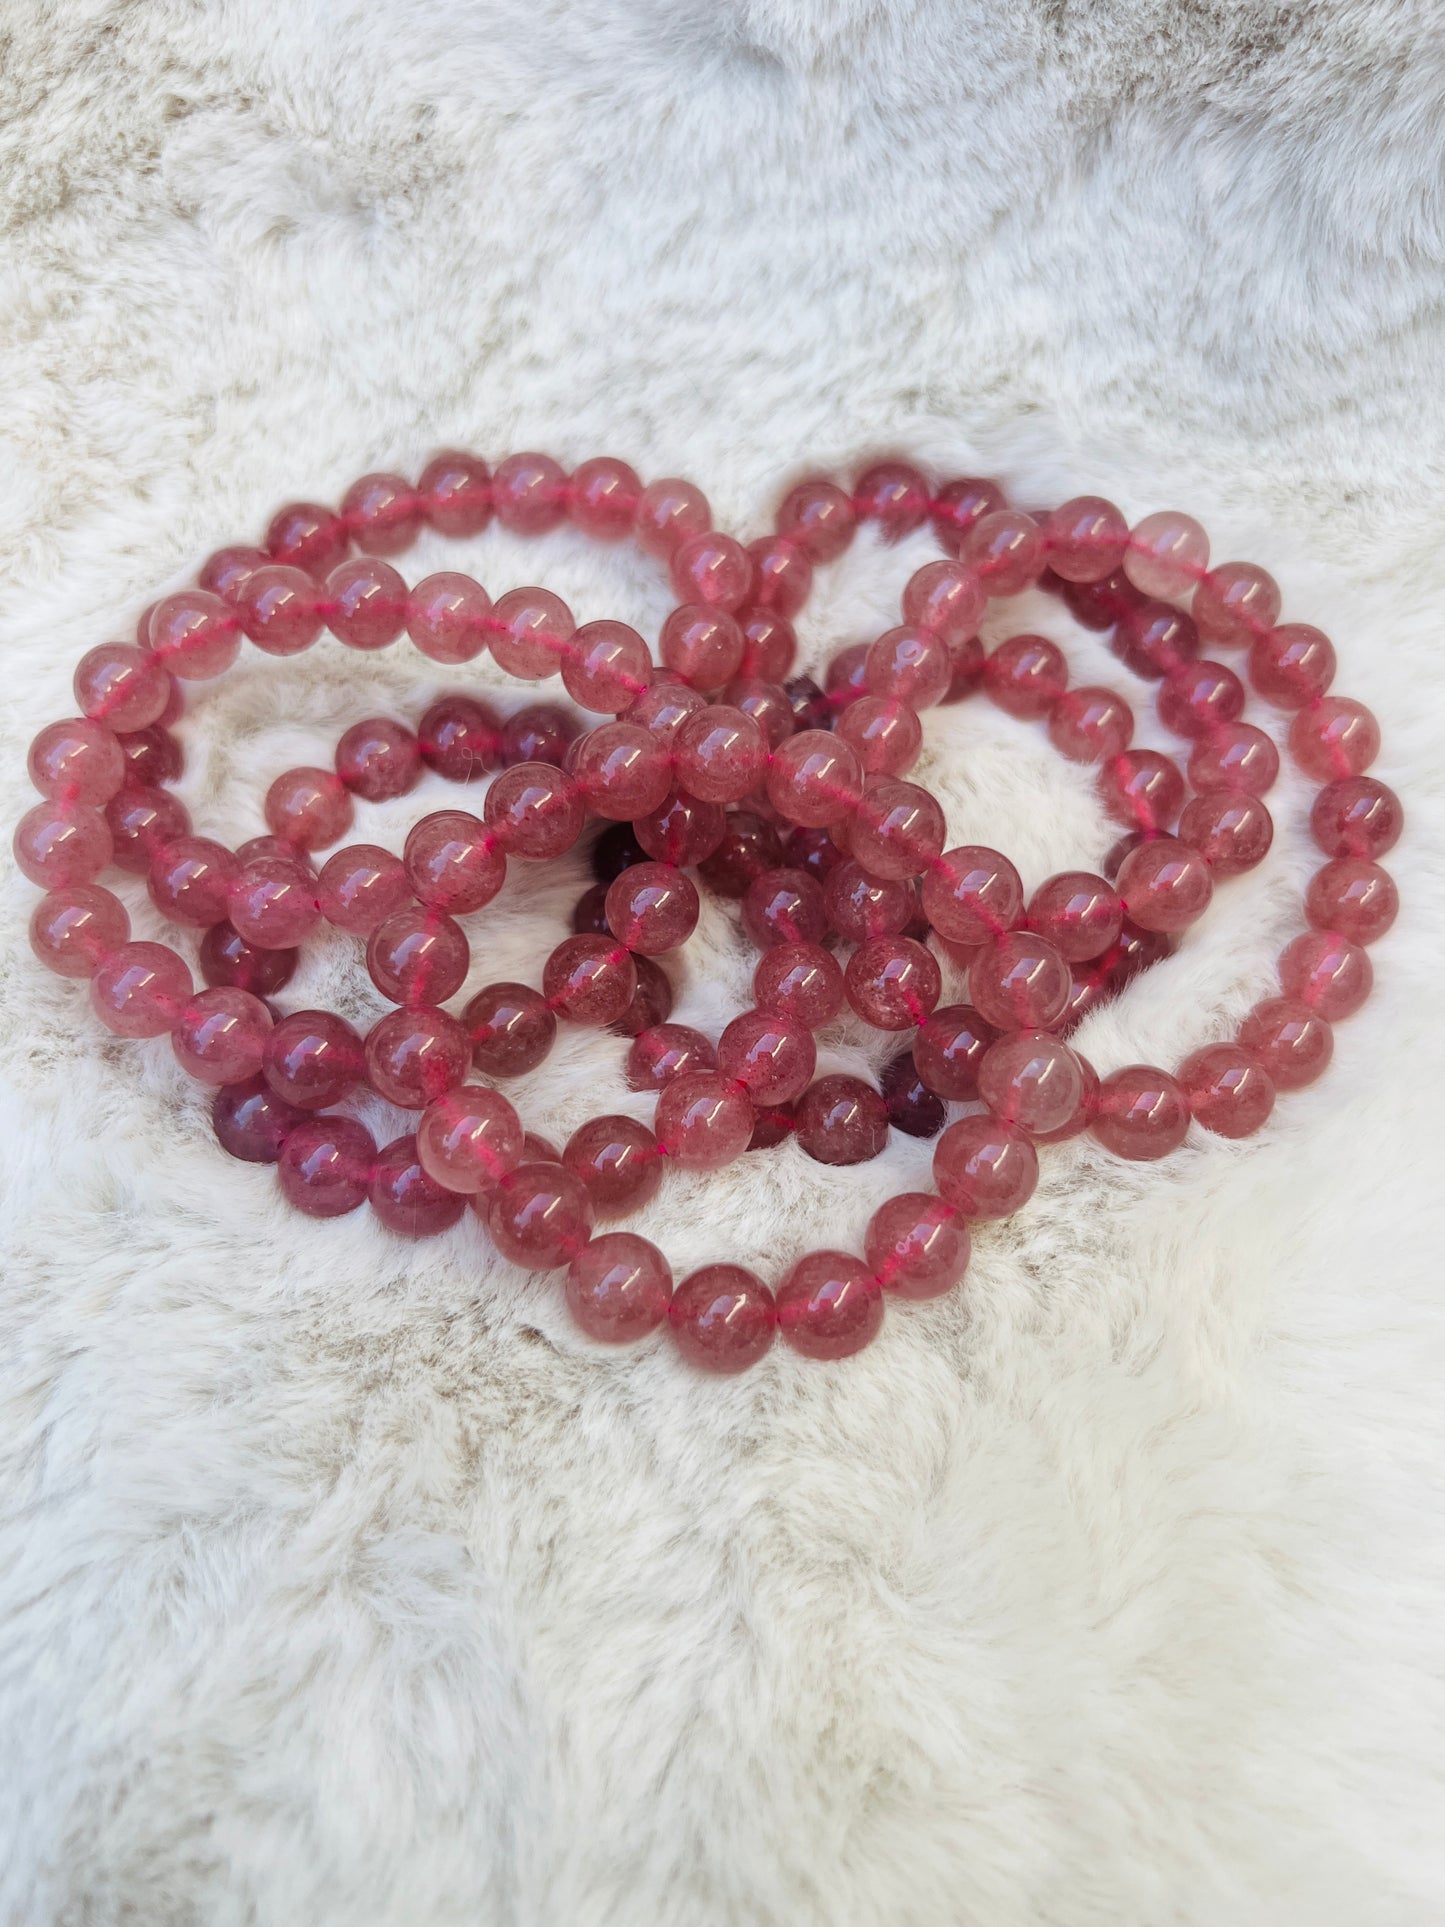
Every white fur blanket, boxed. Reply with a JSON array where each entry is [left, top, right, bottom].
[[1, 3, 1442, 1921]]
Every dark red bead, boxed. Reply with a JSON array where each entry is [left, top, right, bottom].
[[879, 1051, 947, 1138]]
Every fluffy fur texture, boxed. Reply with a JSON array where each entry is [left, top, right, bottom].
[[1, 2, 1443, 1921]]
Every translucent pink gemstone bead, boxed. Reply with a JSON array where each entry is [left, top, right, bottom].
[[28, 883, 129, 978], [978, 1030, 1084, 1135], [278, 1117, 376, 1218], [27, 718, 126, 805], [765, 730, 863, 828], [117, 723, 182, 788], [849, 780, 946, 881], [902, 559, 987, 644], [865, 1194, 969, 1300], [367, 904, 469, 1005], [147, 835, 240, 927], [561, 619, 651, 713], [324, 558, 407, 650], [228, 855, 320, 949], [340, 471, 421, 555], [669, 1266, 776, 1373], [403, 811, 505, 914], [654, 1071, 754, 1170], [1042, 496, 1129, 583], [865, 626, 951, 709], [659, 606, 745, 689], [1178, 792, 1274, 875], [775, 477, 857, 562], [717, 1008, 817, 1104], [13, 799, 112, 889], [1250, 624, 1336, 709], [776, 1251, 883, 1360], [419, 695, 504, 782], [567, 1233, 673, 1344], [968, 931, 1071, 1031], [931, 477, 1005, 554], [1178, 1043, 1274, 1139], [145, 590, 241, 682], [465, 982, 557, 1077], [235, 564, 324, 656], [825, 860, 913, 942], [483, 764, 582, 861], [1310, 776, 1403, 860], [543, 936, 637, 1026], [1116, 836, 1214, 933], [1124, 511, 1209, 600], [1305, 857, 1398, 945], [793, 1074, 889, 1166], [199, 922, 295, 999], [568, 456, 643, 540], [741, 867, 827, 949], [263, 767, 354, 852], [1158, 661, 1245, 740], [486, 1162, 594, 1269], [492, 452, 569, 535], [1288, 698, 1381, 781], [316, 844, 413, 934], [1187, 722, 1279, 795], [90, 940, 192, 1037], [368, 1136, 466, 1238], [605, 862, 699, 954], [104, 784, 190, 874], [933, 1114, 1039, 1219], [1238, 996, 1333, 1091], [635, 792, 728, 868], [845, 936, 941, 1030], [673, 705, 769, 803], [1027, 872, 1122, 962], [635, 477, 711, 558], [1091, 1064, 1190, 1160], [265, 501, 349, 578], [1114, 602, 1199, 681], [418, 451, 492, 536], [913, 1003, 997, 1099], [488, 587, 574, 680], [835, 695, 923, 776], [1192, 561, 1280, 649], [1048, 687, 1134, 763], [562, 1115, 663, 1217], [625, 1022, 717, 1091], [621, 676, 708, 742], [171, 987, 273, 1086], [717, 677, 791, 754], [751, 941, 846, 1028], [983, 634, 1068, 719], [416, 1084, 524, 1194], [74, 642, 171, 732], [746, 536, 812, 618], [570, 723, 673, 821], [366, 1005, 471, 1109], [1278, 930, 1373, 1019], [958, 509, 1045, 595], [335, 716, 422, 802], [697, 811, 784, 897], [407, 572, 491, 664], [854, 461, 931, 540], [922, 846, 1022, 945], [263, 1010, 366, 1109], [669, 531, 755, 612], [200, 545, 266, 601], [212, 1076, 307, 1164], [503, 702, 578, 768]]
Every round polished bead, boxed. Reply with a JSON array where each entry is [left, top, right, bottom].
[[912, 1003, 996, 1100], [659, 605, 745, 689], [1062, 567, 1149, 633], [722, 678, 794, 750], [1238, 996, 1333, 1091], [865, 1194, 968, 1299], [485, 587, 571, 681], [902, 559, 987, 646], [503, 703, 578, 769], [1305, 858, 1398, 945], [1192, 561, 1281, 649], [418, 451, 492, 536], [982, 634, 1068, 719], [146, 590, 241, 681], [865, 625, 951, 709], [670, 531, 755, 612], [626, 1023, 717, 1092], [570, 723, 673, 821], [854, 461, 931, 540], [751, 941, 845, 1029], [562, 1115, 663, 1217], [492, 452, 568, 535], [969, 930, 1072, 1032], [104, 784, 189, 875], [234, 564, 324, 657], [542, 936, 637, 1026], [931, 476, 1004, 554], [418, 695, 504, 782], [171, 987, 272, 1086], [775, 477, 857, 561], [978, 1030, 1084, 1135], [406, 571, 490, 664], [673, 705, 769, 803], [117, 723, 182, 789], [746, 536, 812, 618], [879, 1051, 947, 1138], [1113, 601, 1199, 682], [1289, 698, 1381, 781], [698, 811, 784, 897], [561, 618, 651, 713], [212, 1076, 307, 1164], [264, 766, 353, 852], [90, 940, 192, 1037], [316, 844, 412, 934], [1250, 624, 1336, 709], [262, 1010, 365, 1109], [147, 835, 240, 928], [465, 982, 556, 1077], [368, 1135, 466, 1237], [669, 1265, 775, 1373], [483, 764, 582, 861], [606, 950, 674, 1035], [845, 936, 941, 1030], [198, 921, 296, 997], [1117, 836, 1214, 933], [605, 862, 699, 954], [835, 695, 923, 777], [825, 644, 871, 714], [1124, 511, 1209, 600], [565, 455, 642, 540], [1027, 871, 1123, 962], [736, 609, 797, 682], [1310, 775, 1403, 859], [776, 1251, 883, 1361], [403, 811, 505, 914], [634, 477, 710, 558], [227, 855, 319, 949], [334, 717, 421, 802], [28, 883, 129, 978], [793, 1074, 888, 1166], [279, 1117, 376, 1217], [621, 675, 708, 742], [1187, 723, 1279, 795], [200, 545, 267, 601], [922, 845, 1024, 947], [13, 799, 113, 889], [74, 642, 171, 732], [340, 471, 420, 555], [654, 1071, 754, 1169], [27, 718, 126, 805], [366, 1005, 471, 1109], [825, 860, 912, 943], [959, 509, 1044, 594], [635, 792, 727, 868], [933, 1113, 1038, 1218], [366, 904, 469, 1005], [747, 1103, 795, 1151], [1178, 1043, 1275, 1139], [741, 867, 827, 949], [765, 730, 863, 828], [324, 558, 407, 650], [849, 780, 946, 881], [1042, 495, 1129, 582], [1279, 932, 1379, 1025], [1157, 661, 1245, 741], [235, 834, 313, 873], [1178, 791, 1274, 876], [717, 1009, 816, 1105], [566, 1233, 672, 1344], [1048, 687, 1134, 763], [265, 501, 349, 578], [1091, 1064, 1190, 1160]]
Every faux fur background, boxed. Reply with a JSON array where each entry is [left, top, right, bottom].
[[2, 2, 1443, 1922]]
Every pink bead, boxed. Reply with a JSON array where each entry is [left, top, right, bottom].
[[1116, 836, 1214, 933], [570, 723, 673, 821], [199, 545, 267, 601], [845, 936, 941, 1030], [27, 718, 125, 805], [931, 477, 1005, 555], [567, 1233, 672, 1343], [793, 1074, 889, 1166], [958, 509, 1045, 595], [264, 766, 353, 852], [334, 717, 421, 802], [1158, 661, 1246, 740], [866, 1193, 969, 1299], [1305, 858, 1398, 945], [1113, 602, 1199, 681], [1178, 1043, 1274, 1139], [1032, 1054, 1100, 1143], [1238, 996, 1333, 1091], [265, 501, 349, 578], [419, 695, 504, 782], [605, 862, 699, 954], [741, 867, 827, 949], [340, 471, 421, 555], [147, 835, 240, 927], [407, 572, 491, 664], [368, 1135, 466, 1238], [717, 1008, 816, 1104], [464, 982, 557, 1077], [278, 1117, 376, 1217], [503, 703, 578, 768], [145, 590, 241, 681], [403, 811, 505, 914], [479, 765, 579, 862], [968, 931, 1071, 1031], [542, 936, 637, 1026], [234, 564, 324, 657], [673, 705, 769, 803], [746, 536, 812, 618], [13, 799, 112, 889], [1187, 723, 1279, 795], [366, 1005, 470, 1108], [198, 923, 296, 998], [367, 904, 469, 1005], [775, 477, 856, 561], [90, 940, 192, 1037], [324, 558, 407, 650], [568, 456, 643, 540], [853, 461, 931, 540], [416, 1084, 523, 1194], [933, 1113, 1038, 1218], [1124, 511, 1209, 600], [263, 1010, 366, 1109], [634, 792, 726, 869], [562, 1115, 663, 1217], [913, 1003, 996, 1099], [486, 1161, 595, 1269], [852, 780, 947, 881], [492, 452, 568, 535], [1048, 687, 1134, 763], [1250, 624, 1336, 709], [28, 882, 129, 978], [634, 477, 710, 558], [669, 1265, 776, 1373], [171, 987, 272, 1086], [659, 606, 744, 690], [1289, 697, 1381, 781], [670, 529, 756, 619], [316, 844, 412, 934], [1042, 496, 1129, 582], [982, 634, 1068, 720], [104, 784, 190, 874], [1311, 776, 1403, 860], [1091, 1064, 1190, 1160], [73, 642, 171, 732], [921, 845, 1022, 946], [776, 1251, 883, 1360], [561, 619, 651, 713], [824, 644, 870, 713], [1193, 561, 1280, 648], [117, 724, 182, 789], [697, 810, 784, 897], [212, 1075, 306, 1164], [978, 1030, 1084, 1135], [626, 1023, 717, 1091], [765, 729, 862, 828], [1287, 932, 1371, 1025], [902, 560, 987, 645], [486, 587, 572, 680], [835, 695, 923, 776], [228, 854, 320, 949], [418, 450, 492, 536], [609, 953, 674, 1038], [1178, 792, 1274, 876], [825, 860, 912, 942], [1027, 872, 1122, 962], [722, 678, 794, 751], [752, 941, 845, 1028], [621, 676, 708, 742], [736, 610, 797, 682], [865, 626, 951, 709], [654, 1071, 754, 1169]]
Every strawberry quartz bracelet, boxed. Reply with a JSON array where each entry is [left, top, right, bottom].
[[16, 452, 1400, 1371]]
